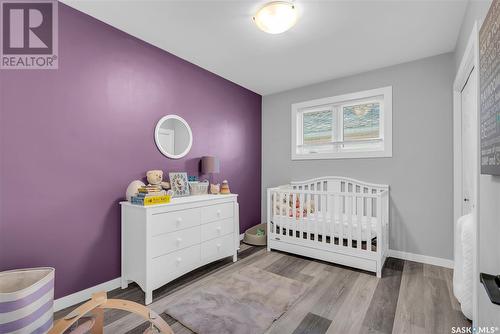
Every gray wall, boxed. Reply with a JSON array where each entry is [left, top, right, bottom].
[[454, 0, 500, 325], [262, 53, 455, 259]]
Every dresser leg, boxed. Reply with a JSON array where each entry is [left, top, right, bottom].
[[145, 291, 153, 305], [233, 253, 237, 262], [121, 277, 128, 289]]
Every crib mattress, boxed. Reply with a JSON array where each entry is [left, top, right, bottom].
[[273, 215, 377, 241]]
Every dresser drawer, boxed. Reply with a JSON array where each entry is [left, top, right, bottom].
[[151, 245, 200, 289], [151, 226, 200, 258], [202, 202, 233, 224], [201, 218, 233, 242], [150, 208, 201, 236], [201, 233, 234, 261]]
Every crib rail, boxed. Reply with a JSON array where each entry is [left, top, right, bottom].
[[267, 187, 386, 254]]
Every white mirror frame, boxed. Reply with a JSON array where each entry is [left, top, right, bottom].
[[154, 115, 193, 159]]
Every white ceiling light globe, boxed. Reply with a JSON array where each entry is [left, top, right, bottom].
[[253, 1, 297, 34]]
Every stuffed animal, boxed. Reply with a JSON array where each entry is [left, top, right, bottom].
[[126, 180, 146, 201], [146, 170, 163, 185], [273, 193, 315, 218], [210, 183, 220, 194]]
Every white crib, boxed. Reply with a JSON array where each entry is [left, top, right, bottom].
[[267, 176, 389, 277]]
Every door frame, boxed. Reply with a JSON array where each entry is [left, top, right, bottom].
[[453, 21, 480, 324]]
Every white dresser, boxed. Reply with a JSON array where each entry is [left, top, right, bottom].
[[120, 194, 239, 304]]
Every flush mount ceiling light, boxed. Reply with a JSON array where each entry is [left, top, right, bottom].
[[253, 1, 297, 34]]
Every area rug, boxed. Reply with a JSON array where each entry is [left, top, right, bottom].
[[164, 266, 309, 334]]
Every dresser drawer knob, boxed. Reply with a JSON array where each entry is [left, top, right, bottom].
[[176, 257, 182, 263], [216, 210, 221, 216], [176, 217, 182, 226], [217, 243, 221, 249], [176, 237, 182, 244], [216, 227, 222, 233]]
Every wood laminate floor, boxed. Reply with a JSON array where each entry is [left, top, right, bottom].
[[55, 244, 471, 334]]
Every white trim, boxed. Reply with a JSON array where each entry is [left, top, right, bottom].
[[53, 277, 121, 312], [388, 249, 454, 269], [291, 86, 392, 160], [452, 21, 480, 325], [53, 250, 453, 312]]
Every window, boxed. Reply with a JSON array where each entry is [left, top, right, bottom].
[[291, 86, 392, 160]]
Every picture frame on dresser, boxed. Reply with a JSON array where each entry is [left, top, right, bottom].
[[120, 194, 239, 305], [169, 172, 190, 197]]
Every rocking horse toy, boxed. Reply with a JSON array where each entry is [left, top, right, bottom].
[[49, 292, 173, 334]]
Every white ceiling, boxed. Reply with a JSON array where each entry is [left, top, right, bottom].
[[61, 0, 468, 95]]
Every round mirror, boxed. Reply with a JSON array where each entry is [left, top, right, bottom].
[[154, 115, 193, 159]]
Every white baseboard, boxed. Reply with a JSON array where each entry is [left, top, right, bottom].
[[56, 234, 246, 311], [388, 249, 454, 269], [53, 249, 452, 312], [54, 277, 121, 312]]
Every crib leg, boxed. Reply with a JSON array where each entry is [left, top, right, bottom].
[[376, 264, 382, 278]]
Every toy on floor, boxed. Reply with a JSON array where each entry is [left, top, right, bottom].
[[49, 292, 173, 334]]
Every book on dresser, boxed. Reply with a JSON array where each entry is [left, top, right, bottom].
[[120, 194, 239, 305]]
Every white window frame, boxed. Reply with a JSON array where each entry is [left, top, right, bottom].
[[291, 86, 392, 160]]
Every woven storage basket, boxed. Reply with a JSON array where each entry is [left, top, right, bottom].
[[189, 181, 209, 195], [0, 267, 55, 334], [243, 223, 267, 246]]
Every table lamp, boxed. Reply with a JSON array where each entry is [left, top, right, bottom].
[[201, 156, 220, 187]]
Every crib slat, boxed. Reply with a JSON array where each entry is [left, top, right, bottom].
[[320, 182, 325, 242], [328, 195, 333, 245], [291, 192, 294, 236], [339, 194, 344, 248], [272, 191, 276, 235], [303, 192, 308, 239], [294, 192, 298, 239], [366, 189, 372, 251], [376, 195, 382, 255], [357, 194, 362, 250], [321, 192, 326, 244], [281, 192, 286, 236], [286, 192, 290, 237], [347, 194, 353, 248], [286, 192, 290, 236], [314, 192, 319, 242], [329, 194, 334, 245], [297, 192, 302, 238]]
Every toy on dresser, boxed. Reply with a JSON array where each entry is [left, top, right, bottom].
[[130, 170, 171, 206], [210, 183, 220, 194], [147, 170, 170, 190], [220, 180, 231, 194]]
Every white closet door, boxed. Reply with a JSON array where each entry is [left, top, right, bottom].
[[461, 68, 477, 215]]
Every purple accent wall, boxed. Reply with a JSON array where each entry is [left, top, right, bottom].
[[0, 4, 261, 298]]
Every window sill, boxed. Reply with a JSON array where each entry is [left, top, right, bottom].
[[291, 149, 392, 160]]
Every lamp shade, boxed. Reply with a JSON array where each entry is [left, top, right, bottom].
[[201, 156, 220, 174]]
